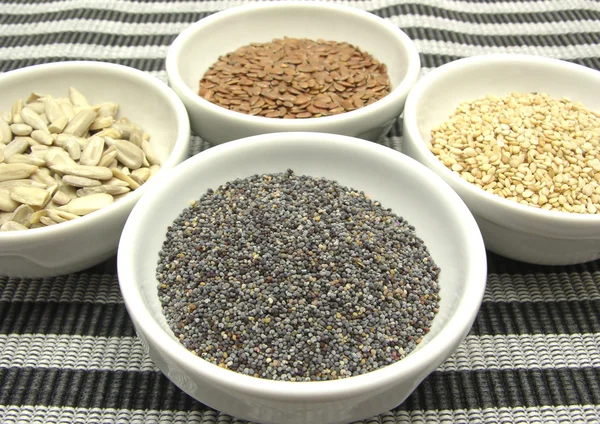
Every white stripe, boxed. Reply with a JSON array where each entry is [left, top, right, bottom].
[[0, 405, 599, 424], [483, 271, 600, 303], [0, 20, 191, 36], [0, 334, 158, 371], [1, 14, 600, 37], [413, 39, 600, 59], [0, 406, 208, 424], [439, 333, 600, 371], [1, 40, 598, 61], [2, 0, 599, 15], [0, 44, 168, 61], [2, 332, 599, 372], [388, 14, 600, 35]]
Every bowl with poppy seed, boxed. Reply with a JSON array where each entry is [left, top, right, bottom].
[[118, 132, 487, 424], [165, 1, 420, 145], [403, 54, 600, 265], [0, 61, 190, 278]]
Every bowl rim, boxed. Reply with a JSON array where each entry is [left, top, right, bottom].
[[165, 1, 421, 128], [403, 54, 600, 231], [0, 60, 191, 246], [118, 131, 487, 400]]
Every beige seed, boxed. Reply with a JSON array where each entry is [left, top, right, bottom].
[[0, 117, 11, 144], [69, 87, 90, 107], [52, 190, 72, 206], [80, 136, 105, 166], [141, 140, 160, 166], [0, 190, 20, 212], [98, 149, 118, 168], [0, 212, 12, 226], [9, 204, 35, 228], [95, 102, 119, 118], [109, 138, 145, 170], [89, 116, 114, 131], [45, 148, 77, 167], [111, 120, 138, 139], [10, 123, 33, 136], [0, 179, 45, 191], [3, 138, 30, 159], [0, 163, 38, 182], [94, 127, 122, 139], [1, 221, 29, 231], [148, 164, 160, 179], [57, 100, 76, 120], [6, 154, 46, 167], [11, 100, 23, 124], [44, 98, 65, 123], [39, 216, 59, 226], [50, 164, 113, 180], [104, 177, 129, 187], [20, 107, 49, 133], [31, 129, 54, 146], [62, 175, 102, 188], [131, 167, 150, 183], [63, 138, 82, 161], [129, 129, 144, 148], [77, 185, 131, 196], [58, 193, 113, 216], [111, 167, 140, 189], [48, 116, 69, 134], [10, 186, 51, 208], [63, 109, 97, 137], [45, 209, 70, 223]]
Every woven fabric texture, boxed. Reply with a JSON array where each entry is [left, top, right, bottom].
[[1, 1, 600, 423]]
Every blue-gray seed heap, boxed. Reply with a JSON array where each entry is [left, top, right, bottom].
[[157, 170, 440, 381]]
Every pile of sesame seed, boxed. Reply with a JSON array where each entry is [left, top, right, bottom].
[[430, 92, 600, 214], [156, 170, 440, 381]]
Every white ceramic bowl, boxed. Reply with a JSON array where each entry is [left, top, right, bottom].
[[118, 132, 487, 424], [166, 2, 420, 145], [0, 61, 191, 278], [403, 54, 600, 265]]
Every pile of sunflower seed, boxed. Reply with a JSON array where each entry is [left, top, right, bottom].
[[157, 170, 440, 381], [199, 37, 391, 118], [0, 87, 161, 231]]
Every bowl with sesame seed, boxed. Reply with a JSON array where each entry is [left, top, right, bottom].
[[118, 132, 487, 424], [403, 54, 600, 265], [165, 1, 420, 145]]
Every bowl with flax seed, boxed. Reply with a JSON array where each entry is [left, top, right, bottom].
[[166, 2, 420, 144], [403, 54, 600, 265]]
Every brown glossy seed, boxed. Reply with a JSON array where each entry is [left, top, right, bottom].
[[198, 37, 391, 118]]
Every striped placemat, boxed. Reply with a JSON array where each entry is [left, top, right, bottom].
[[1, 1, 600, 423]]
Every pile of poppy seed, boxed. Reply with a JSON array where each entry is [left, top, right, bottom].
[[156, 170, 440, 381]]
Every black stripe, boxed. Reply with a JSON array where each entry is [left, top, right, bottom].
[[1, 5, 600, 26], [0, 54, 599, 75], [487, 251, 600, 275], [0, 301, 136, 337], [1, 297, 599, 337], [0, 57, 167, 73], [471, 299, 600, 336], [1, 367, 599, 410], [1, 29, 599, 50]]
